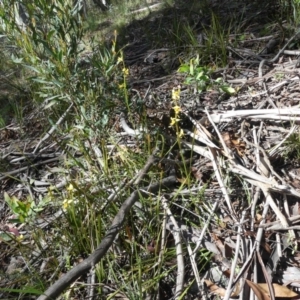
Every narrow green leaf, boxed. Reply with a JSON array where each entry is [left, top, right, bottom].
[[0, 287, 42, 295], [221, 86, 236, 95], [0, 232, 12, 241], [189, 59, 194, 76], [178, 65, 189, 73]]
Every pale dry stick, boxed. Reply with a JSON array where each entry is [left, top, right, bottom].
[[211, 108, 300, 123], [172, 201, 206, 219], [115, 131, 140, 137], [106, 142, 137, 149], [257, 121, 263, 146], [247, 173, 300, 198], [35, 209, 64, 231], [128, 3, 163, 14], [37, 175, 177, 300], [224, 211, 246, 300], [33, 103, 74, 154], [250, 188, 261, 232], [228, 76, 300, 100], [6, 150, 61, 161], [259, 123, 272, 177], [210, 147, 236, 219], [243, 115, 300, 121], [119, 113, 146, 137], [38, 137, 69, 154], [262, 80, 278, 108], [209, 112, 300, 123], [257, 251, 275, 300], [231, 164, 276, 186], [91, 143, 104, 168], [252, 127, 262, 175], [130, 85, 151, 105], [184, 129, 219, 148], [263, 225, 300, 230], [161, 196, 184, 300], [232, 201, 270, 287], [226, 45, 264, 61], [244, 35, 275, 42], [252, 126, 270, 177], [231, 159, 300, 199], [185, 240, 202, 292], [87, 267, 96, 300], [21, 174, 34, 201], [258, 215, 300, 229], [261, 186, 295, 241], [269, 125, 298, 157], [248, 202, 272, 300], [183, 142, 212, 160], [226, 69, 276, 84], [181, 110, 219, 148], [171, 186, 230, 196], [156, 210, 167, 300], [131, 84, 151, 102], [241, 137, 286, 185], [209, 107, 300, 120], [0, 156, 63, 181], [204, 108, 236, 218], [239, 222, 249, 264], [284, 49, 300, 55], [192, 201, 219, 254], [258, 29, 300, 80], [283, 194, 290, 220], [250, 254, 257, 300], [204, 108, 231, 157], [143, 84, 152, 101], [276, 233, 282, 259]]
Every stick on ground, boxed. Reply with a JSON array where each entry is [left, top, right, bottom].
[[37, 175, 177, 300]]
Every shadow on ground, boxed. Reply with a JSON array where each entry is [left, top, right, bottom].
[[115, 0, 286, 66]]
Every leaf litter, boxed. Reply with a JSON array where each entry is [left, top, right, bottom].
[[2, 1, 300, 299]]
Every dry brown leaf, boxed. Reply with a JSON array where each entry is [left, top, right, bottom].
[[222, 132, 231, 147], [222, 269, 231, 278], [204, 280, 240, 297], [211, 233, 225, 255], [221, 131, 246, 156], [256, 213, 263, 223], [246, 280, 298, 299], [246, 280, 270, 300], [204, 279, 226, 297], [191, 166, 203, 181], [258, 283, 298, 298], [260, 241, 272, 253]]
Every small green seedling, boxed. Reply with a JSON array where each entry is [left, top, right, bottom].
[[178, 55, 235, 95], [4, 192, 50, 224], [178, 55, 210, 92]]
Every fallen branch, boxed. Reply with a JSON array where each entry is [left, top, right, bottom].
[[162, 196, 184, 299], [37, 175, 177, 300]]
